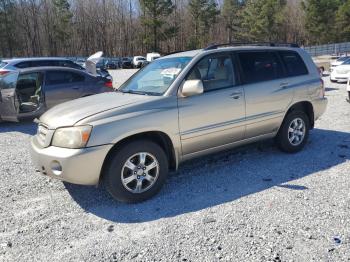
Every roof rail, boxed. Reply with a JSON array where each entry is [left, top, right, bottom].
[[204, 42, 299, 50]]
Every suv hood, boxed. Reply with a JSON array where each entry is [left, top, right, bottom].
[[40, 92, 155, 129]]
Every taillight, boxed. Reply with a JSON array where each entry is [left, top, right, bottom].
[[104, 80, 113, 89], [0, 70, 10, 76]]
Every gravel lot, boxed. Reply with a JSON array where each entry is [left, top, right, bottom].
[[1, 71, 350, 262]]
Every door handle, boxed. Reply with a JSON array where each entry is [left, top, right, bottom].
[[72, 87, 80, 90], [230, 92, 242, 99]]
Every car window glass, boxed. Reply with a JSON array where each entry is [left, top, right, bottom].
[[15, 62, 31, 68], [16, 73, 43, 91], [238, 52, 284, 84], [0, 72, 18, 89], [186, 55, 235, 92], [342, 59, 350, 65], [46, 71, 85, 85], [119, 57, 192, 95], [279, 51, 308, 76], [35, 60, 57, 67], [0, 62, 8, 68], [55, 60, 81, 69]]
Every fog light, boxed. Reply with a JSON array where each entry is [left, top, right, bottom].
[[51, 161, 62, 176]]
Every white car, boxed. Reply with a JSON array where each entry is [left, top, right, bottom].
[[330, 56, 350, 72], [146, 52, 161, 62], [132, 56, 146, 68], [330, 59, 350, 83]]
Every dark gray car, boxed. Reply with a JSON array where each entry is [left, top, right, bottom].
[[0, 67, 113, 122]]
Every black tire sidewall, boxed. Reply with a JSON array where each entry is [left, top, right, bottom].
[[104, 140, 168, 203], [276, 111, 310, 153]]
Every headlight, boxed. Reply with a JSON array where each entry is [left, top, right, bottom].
[[52, 125, 92, 149]]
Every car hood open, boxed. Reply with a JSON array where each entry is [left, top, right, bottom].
[[40, 92, 156, 129]]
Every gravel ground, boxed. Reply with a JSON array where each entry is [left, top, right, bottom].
[[0, 72, 350, 262]]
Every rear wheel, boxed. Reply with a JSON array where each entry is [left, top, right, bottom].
[[275, 111, 310, 153], [104, 140, 168, 203]]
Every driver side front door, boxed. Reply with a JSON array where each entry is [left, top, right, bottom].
[[178, 53, 246, 157]]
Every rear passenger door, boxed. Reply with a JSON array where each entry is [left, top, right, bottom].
[[43, 70, 85, 108], [237, 51, 293, 138]]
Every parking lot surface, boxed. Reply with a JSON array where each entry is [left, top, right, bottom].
[[0, 72, 350, 261]]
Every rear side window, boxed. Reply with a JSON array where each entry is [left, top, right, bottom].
[[238, 51, 284, 84], [15, 62, 31, 68], [58, 60, 83, 69], [32, 60, 57, 67], [279, 51, 308, 76], [46, 71, 85, 85]]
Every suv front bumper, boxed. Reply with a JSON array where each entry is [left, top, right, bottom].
[[30, 137, 113, 185]]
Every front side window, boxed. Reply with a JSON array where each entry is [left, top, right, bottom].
[[119, 57, 192, 95], [186, 55, 235, 92], [279, 51, 308, 77], [238, 51, 284, 84], [46, 71, 84, 85]]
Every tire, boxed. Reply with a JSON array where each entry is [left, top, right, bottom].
[[104, 140, 169, 203], [275, 110, 310, 153], [330, 79, 337, 83]]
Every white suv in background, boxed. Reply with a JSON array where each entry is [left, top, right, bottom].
[[330, 56, 350, 72], [330, 58, 350, 83], [132, 56, 147, 68]]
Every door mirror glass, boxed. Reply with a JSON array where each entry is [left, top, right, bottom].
[[181, 80, 204, 97]]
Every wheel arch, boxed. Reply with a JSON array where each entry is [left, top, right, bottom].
[[283, 101, 314, 129], [99, 131, 178, 184]]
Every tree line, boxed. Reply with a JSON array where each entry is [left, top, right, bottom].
[[0, 0, 349, 58]]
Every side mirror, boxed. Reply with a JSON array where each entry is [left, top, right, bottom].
[[181, 80, 204, 97]]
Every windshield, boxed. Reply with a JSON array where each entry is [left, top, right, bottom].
[[342, 58, 350, 65], [337, 57, 350, 62], [119, 56, 192, 95]]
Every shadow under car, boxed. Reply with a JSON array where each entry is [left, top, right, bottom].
[[65, 128, 350, 223]]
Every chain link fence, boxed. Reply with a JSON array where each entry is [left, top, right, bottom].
[[303, 42, 350, 57]]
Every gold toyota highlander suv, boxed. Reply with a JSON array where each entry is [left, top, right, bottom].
[[30, 43, 328, 203]]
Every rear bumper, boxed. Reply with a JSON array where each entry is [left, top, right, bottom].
[[30, 137, 113, 185], [313, 97, 328, 121]]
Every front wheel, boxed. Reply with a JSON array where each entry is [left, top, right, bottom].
[[104, 140, 168, 203], [275, 111, 310, 153]]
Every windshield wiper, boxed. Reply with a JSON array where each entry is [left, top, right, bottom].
[[119, 90, 161, 96]]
